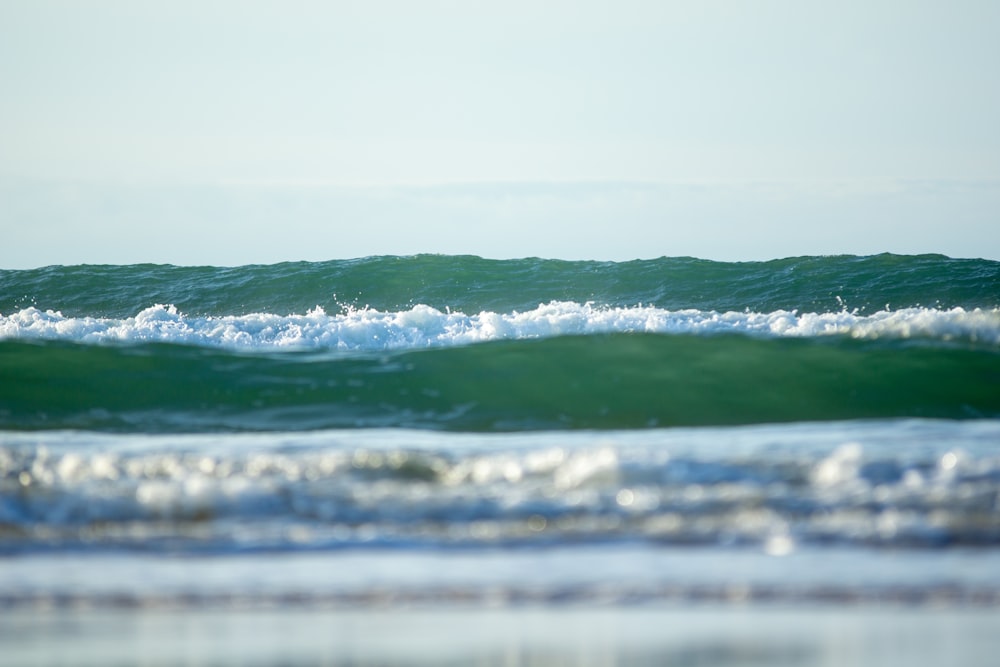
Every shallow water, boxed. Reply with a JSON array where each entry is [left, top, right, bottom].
[[5, 606, 1000, 667]]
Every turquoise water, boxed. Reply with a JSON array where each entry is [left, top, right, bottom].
[[4, 253, 997, 317], [2, 254, 999, 431]]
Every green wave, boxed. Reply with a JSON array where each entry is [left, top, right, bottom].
[[2, 254, 998, 317], [3, 335, 997, 432]]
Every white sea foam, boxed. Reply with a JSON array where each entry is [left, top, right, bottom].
[[3, 422, 999, 552], [1, 302, 998, 350]]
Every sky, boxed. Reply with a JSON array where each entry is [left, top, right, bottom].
[[2, 0, 999, 267]]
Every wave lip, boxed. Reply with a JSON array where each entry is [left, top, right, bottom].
[[3, 302, 998, 351]]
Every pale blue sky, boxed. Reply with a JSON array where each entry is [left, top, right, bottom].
[[2, 1, 999, 267]]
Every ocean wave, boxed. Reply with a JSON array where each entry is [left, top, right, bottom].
[[3, 302, 999, 351]]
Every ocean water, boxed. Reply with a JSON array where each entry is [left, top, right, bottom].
[[2, 253, 1000, 665]]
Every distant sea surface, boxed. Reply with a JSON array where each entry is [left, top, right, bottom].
[[2, 254, 999, 665]]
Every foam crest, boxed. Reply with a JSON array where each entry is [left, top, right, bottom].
[[2, 303, 998, 350]]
